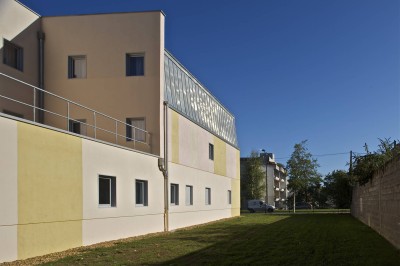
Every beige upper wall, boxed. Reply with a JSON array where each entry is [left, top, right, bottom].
[[0, 0, 41, 119], [41, 11, 165, 155]]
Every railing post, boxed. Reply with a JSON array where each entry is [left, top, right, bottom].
[[33, 88, 36, 122], [67, 102, 70, 131], [115, 120, 118, 144], [133, 126, 136, 149], [93, 112, 97, 139]]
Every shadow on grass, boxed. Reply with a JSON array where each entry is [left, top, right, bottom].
[[43, 214, 400, 266], [153, 214, 400, 266]]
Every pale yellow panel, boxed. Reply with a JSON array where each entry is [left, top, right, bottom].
[[231, 178, 240, 217], [171, 110, 179, 163], [17, 122, 83, 259], [214, 136, 226, 176], [18, 222, 81, 260]]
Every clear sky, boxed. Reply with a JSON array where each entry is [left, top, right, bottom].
[[20, 0, 400, 176]]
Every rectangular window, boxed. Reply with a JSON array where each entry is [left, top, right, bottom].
[[68, 55, 86, 78], [209, 143, 214, 160], [3, 39, 23, 71], [69, 119, 87, 135], [228, 190, 232, 205], [126, 117, 146, 142], [136, 179, 148, 206], [126, 53, 144, 76], [98, 175, 116, 207], [170, 183, 179, 206], [205, 187, 211, 205], [185, 185, 193, 206]]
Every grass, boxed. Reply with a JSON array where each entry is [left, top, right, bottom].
[[42, 214, 400, 266]]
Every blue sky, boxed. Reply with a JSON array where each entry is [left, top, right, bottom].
[[20, 0, 400, 175]]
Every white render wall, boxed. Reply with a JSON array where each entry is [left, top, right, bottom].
[[82, 139, 164, 245], [168, 163, 232, 230]]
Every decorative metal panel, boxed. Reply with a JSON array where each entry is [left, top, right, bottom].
[[164, 50, 238, 147]]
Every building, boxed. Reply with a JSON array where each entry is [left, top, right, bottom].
[[0, 0, 240, 262], [240, 152, 287, 209]]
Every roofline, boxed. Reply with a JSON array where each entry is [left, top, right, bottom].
[[41, 9, 166, 18], [164, 49, 235, 120], [15, 0, 41, 17]]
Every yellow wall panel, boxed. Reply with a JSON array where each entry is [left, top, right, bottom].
[[17, 122, 83, 259], [231, 149, 240, 216], [171, 110, 179, 163], [18, 222, 81, 260], [213, 136, 226, 176]]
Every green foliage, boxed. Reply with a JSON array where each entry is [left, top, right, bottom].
[[242, 150, 265, 199], [286, 140, 322, 205], [353, 138, 399, 185], [324, 170, 355, 208]]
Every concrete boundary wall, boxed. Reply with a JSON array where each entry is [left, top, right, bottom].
[[351, 156, 400, 249]]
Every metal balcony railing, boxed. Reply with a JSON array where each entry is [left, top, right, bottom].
[[0, 72, 151, 151]]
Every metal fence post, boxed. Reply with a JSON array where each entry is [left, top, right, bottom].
[[67, 102, 70, 131], [93, 112, 97, 139], [33, 88, 36, 122]]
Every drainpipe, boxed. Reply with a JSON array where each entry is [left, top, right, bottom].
[[158, 101, 169, 232], [37, 31, 45, 123]]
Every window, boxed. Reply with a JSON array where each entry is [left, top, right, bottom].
[[68, 55, 86, 78], [205, 187, 211, 205], [228, 190, 232, 205], [126, 117, 146, 142], [3, 39, 23, 71], [98, 175, 116, 207], [170, 183, 179, 206], [69, 119, 87, 135], [126, 53, 144, 76], [136, 179, 148, 206], [185, 185, 193, 206], [209, 143, 214, 160]]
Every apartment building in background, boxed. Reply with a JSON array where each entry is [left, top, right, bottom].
[[0, 0, 240, 262], [240, 152, 288, 209]]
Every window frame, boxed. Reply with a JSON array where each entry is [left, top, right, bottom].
[[205, 187, 211, 205], [69, 119, 87, 135], [170, 183, 179, 206], [209, 143, 214, 161], [3, 39, 23, 71], [126, 53, 145, 76], [98, 175, 116, 208], [68, 55, 87, 79], [135, 179, 148, 207], [126, 117, 146, 142], [185, 185, 193, 206]]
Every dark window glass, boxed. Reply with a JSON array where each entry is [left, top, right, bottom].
[[126, 54, 144, 76], [99, 177, 111, 205], [3, 40, 23, 71], [209, 143, 214, 160]]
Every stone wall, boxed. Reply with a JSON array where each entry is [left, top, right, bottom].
[[351, 156, 400, 249]]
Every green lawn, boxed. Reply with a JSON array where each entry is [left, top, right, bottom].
[[42, 214, 399, 266]]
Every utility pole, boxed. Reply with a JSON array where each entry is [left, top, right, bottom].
[[349, 150, 353, 175]]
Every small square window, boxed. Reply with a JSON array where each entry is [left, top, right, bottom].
[[99, 175, 116, 207], [205, 187, 211, 205], [185, 185, 193, 206], [69, 119, 87, 135], [136, 179, 148, 206], [126, 54, 144, 76], [228, 190, 232, 205], [126, 117, 146, 142], [68, 55, 86, 78], [170, 183, 179, 206], [209, 143, 214, 161], [3, 39, 23, 71]]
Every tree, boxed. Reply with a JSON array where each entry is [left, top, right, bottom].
[[286, 140, 322, 208], [324, 170, 355, 208], [242, 150, 265, 200]]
